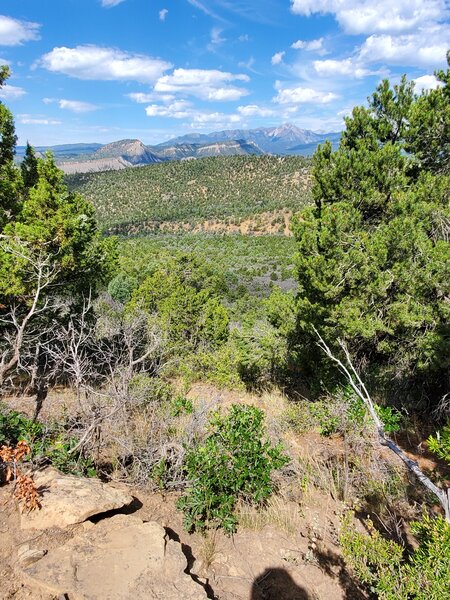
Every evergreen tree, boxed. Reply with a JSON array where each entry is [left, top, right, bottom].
[[0, 66, 117, 394], [0, 66, 21, 228], [21, 142, 39, 190], [291, 56, 450, 409]]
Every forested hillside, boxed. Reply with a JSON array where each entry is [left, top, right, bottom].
[[67, 154, 311, 233]]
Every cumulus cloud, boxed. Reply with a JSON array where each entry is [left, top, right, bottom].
[[0, 84, 26, 100], [192, 112, 241, 125], [359, 29, 449, 67], [237, 104, 275, 117], [154, 68, 249, 101], [414, 74, 443, 92], [145, 100, 193, 119], [159, 9, 168, 21], [0, 15, 40, 46], [271, 51, 285, 65], [313, 57, 377, 78], [38, 45, 172, 84], [290, 0, 447, 35], [127, 92, 174, 103], [291, 38, 324, 52], [145, 100, 243, 128], [273, 83, 338, 105]]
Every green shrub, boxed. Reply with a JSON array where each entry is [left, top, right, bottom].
[[107, 272, 137, 303], [427, 422, 450, 464], [0, 404, 43, 447], [170, 395, 193, 417], [0, 404, 96, 477], [340, 511, 450, 599], [177, 404, 288, 533]]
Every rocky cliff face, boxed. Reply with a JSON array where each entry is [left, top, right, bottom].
[[154, 139, 263, 160], [94, 139, 162, 165]]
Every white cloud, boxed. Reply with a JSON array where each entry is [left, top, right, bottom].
[[0, 15, 40, 46], [145, 100, 243, 128], [290, 0, 447, 35], [291, 38, 324, 52], [273, 83, 338, 105], [154, 68, 249, 101], [237, 104, 275, 117], [38, 45, 172, 84], [271, 51, 285, 65], [159, 8, 168, 21], [210, 27, 226, 45], [0, 84, 26, 100], [146, 100, 193, 119], [414, 74, 443, 92], [43, 98, 99, 113], [313, 57, 376, 79], [59, 99, 98, 113], [18, 114, 62, 125], [100, 0, 126, 7], [127, 92, 175, 103], [239, 34, 250, 42], [192, 112, 241, 125], [359, 28, 449, 67]]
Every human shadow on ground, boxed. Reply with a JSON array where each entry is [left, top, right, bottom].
[[313, 547, 366, 600], [250, 568, 310, 600]]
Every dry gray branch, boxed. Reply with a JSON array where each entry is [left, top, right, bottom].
[[313, 326, 450, 523]]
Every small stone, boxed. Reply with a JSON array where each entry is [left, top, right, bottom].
[[18, 547, 46, 567]]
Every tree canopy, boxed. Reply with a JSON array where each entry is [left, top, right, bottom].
[[292, 55, 450, 408], [0, 66, 116, 392]]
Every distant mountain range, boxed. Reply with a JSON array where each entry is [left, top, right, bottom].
[[157, 123, 339, 155], [16, 123, 340, 174]]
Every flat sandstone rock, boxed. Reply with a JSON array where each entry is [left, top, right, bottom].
[[23, 514, 207, 599], [21, 467, 133, 530]]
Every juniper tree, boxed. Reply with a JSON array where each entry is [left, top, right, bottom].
[[291, 55, 450, 409]]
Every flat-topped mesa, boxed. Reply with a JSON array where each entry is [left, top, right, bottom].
[[94, 139, 162, 165]]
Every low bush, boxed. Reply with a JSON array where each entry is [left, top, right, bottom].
[[0, 404, 96, 477], [340, 511, 450, 599], [177, 404, 288, 533]]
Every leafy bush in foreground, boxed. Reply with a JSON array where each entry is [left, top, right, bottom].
[[177, 404, 288, 533]]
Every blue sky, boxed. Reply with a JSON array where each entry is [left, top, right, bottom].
[[0, 0, 449, 145]]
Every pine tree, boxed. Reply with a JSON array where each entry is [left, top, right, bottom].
[[21, 142, 39, 190], [291, 57, 450, 409]]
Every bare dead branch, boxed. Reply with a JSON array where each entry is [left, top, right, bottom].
[[313, 326, 450, 523]]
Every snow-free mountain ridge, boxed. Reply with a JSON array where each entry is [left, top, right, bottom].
[[16, 124, 340, 173]]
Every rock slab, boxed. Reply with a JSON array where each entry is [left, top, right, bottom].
[[23, 514, 207, 599], [21, 467, 133, 530]]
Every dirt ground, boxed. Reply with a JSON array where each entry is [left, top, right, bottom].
[[2, 383, 447, 600], [0, 479, 367, 600]]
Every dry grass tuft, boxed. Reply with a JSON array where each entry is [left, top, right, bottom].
[[237, 494, 303, 536]]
